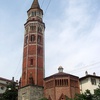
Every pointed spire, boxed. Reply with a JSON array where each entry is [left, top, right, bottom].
[[31, 0, 40, 9]]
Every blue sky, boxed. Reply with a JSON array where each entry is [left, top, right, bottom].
[[0, 0, 100, 81]]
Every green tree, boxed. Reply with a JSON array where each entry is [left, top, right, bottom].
[[84, 89, 93, 100], [74, 93, 86, 100], [93, 84, 100, 100], [1, 82, 18, 100], [74, 89, 93, 100], [66, 96, 70, 100], [65, 95, 73, 100]]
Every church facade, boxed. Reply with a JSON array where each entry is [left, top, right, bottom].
[[44, 66, 80, 100], [18, 0, 80, 100]]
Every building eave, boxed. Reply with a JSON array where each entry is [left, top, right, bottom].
[[79, 75, 100, 81], [44, 72, 79, 81], [0, 77, 12, 82]]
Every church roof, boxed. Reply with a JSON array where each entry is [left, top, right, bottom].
[[44, 66, 79, 80], [31, 0, 40, 9], [44, 72, 79, 80]]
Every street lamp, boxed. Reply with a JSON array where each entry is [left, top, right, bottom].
[[86, 92, 92, 100]]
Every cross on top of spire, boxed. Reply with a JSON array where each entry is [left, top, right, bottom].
[[31, 0, 40, 9]]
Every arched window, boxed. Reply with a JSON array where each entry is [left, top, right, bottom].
[[30, 26, 36, 31], [38, 27, 42, 33], [30, 35, 35, 42], [31, 11, 36, 16], [36, 11, 39, 16], [37, 35, 41, 43]]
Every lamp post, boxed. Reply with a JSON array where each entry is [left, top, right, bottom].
[[7, 82, 18, 100], [86, 92, 92, 100], [8, 87, 11, 90], [8, 87, 13, 100]]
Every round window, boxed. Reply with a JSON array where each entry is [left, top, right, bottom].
[[1, 86, 4, 90]]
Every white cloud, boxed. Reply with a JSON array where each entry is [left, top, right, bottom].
[[0, 0, 100, 80], [45, 0, 100, 77]]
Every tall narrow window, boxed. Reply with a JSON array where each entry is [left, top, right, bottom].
[[36, 11, 39, 16], [58, 80, 60, 86], [38, 35, 41, 43], [30, 59, 33, 65], [62, 79, 64, 85], [91, 78, 96, 85], [30, 26, 33, 30], [60, 79, 61, 86], [30, 26, 36, 31], [38, 27, 42, 33], [64, 79, 68, 86], [30, 35, 35, 42], [31, 11, 36, 16]]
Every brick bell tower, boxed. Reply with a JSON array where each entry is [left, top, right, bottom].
[[18, 0, 45, 99]]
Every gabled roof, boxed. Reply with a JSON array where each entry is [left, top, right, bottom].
[[79, 74, 100, 81]]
